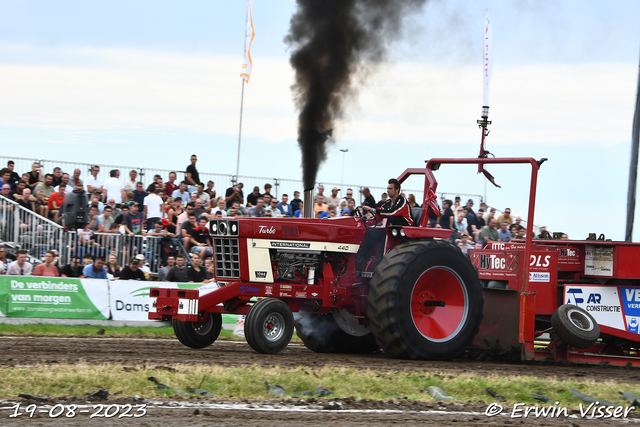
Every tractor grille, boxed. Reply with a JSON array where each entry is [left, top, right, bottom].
[[213, 238, 240, 279]]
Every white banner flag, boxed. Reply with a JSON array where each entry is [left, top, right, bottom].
[[240, 0, 255, 83], [483, 11, 492, 106]]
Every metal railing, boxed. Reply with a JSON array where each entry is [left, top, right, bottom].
[[0, 195, 64, 260], [1, 194, 178, 275], [60, 232, 171, 276], [439, 192, 485, 205]]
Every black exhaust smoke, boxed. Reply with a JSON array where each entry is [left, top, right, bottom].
[[286, 0, 428, 190]]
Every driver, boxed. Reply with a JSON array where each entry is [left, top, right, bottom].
[[362, 179, 413, 226]]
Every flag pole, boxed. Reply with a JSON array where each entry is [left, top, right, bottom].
[[236, 0, 254, 181], [477, 12, 500, 191], [236, 79, 245, 180], [625, 44, 640, 242]]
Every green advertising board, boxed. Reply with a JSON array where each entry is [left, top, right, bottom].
[[0, 276, 109, 320]]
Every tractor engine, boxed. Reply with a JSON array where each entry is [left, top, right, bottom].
[[208, 217, 361, 286], [272, 250, 321, 282]]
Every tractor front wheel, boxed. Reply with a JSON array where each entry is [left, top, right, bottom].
[[172, 313, 222, 349], [245, 298, 294, 354], [367, 240, 484, 360]]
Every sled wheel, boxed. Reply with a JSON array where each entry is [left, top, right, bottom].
[[172, 313, 222, 349], [367, 240, 484, 360], [245, 298, 294, 354], [294, 311, 379, 354], [551, 304, 600, 349]]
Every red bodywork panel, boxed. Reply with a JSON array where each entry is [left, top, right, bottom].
[[241, 216, 367, 244], [470, 247, 559, 316]]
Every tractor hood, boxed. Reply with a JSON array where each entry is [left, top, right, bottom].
[[209, 216, 367, 245]]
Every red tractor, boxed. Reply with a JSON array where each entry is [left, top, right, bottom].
[[150, 156, 640, 366], [149, 161, 486, 360]]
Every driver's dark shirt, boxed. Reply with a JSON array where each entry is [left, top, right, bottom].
[[375, 195, 413, 226]]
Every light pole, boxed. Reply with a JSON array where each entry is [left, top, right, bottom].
[[340, 149, 349, 188]]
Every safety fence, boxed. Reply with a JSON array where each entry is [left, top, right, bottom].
[[0, 194, 181, 276], [59, 232, 168, 275], [0, 195, 64, 260]]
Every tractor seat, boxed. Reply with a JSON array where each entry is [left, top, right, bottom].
[[411, 207, 423, 226]]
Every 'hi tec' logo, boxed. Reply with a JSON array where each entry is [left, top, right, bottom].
[[560, 248, 576, 257], [258, 226, 276, 234], [479, 254, 505, 270]]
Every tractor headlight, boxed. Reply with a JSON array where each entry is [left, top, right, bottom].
[[391, 229, 398, 237], [219, 220, 228, 235], [400, 229, 406, 237]]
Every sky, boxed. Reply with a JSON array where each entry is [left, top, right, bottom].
[[0, 0, 639, 240]]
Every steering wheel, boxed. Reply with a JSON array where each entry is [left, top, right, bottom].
[[354, 206, 378, 228]]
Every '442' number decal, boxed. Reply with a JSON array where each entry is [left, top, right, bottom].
[[337, 245, 349, 251]]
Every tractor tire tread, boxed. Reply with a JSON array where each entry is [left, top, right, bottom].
[[244, 298, 294, 354], [172, 313, 222, 349], [367, 239, 483, 360], [294, 313, 379, 354]]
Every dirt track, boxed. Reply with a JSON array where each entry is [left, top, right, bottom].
[[3, 336, 640, 383], [2, 336, 640, 426]]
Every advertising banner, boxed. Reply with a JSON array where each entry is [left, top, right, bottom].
[[0, 276, 109, 319], [619, 287, 640, 334], [564, 285, 631, 333], [222, 313, 239, 326], [109, 281, 220, 321]]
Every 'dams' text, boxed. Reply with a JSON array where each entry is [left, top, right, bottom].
[[115, 300, 149, 312]]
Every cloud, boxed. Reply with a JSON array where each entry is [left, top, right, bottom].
[[0, 45, 296, 138], [0, 44, 636, 150], [338, 62, 637, 146]]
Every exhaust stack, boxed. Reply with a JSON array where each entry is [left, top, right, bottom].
[[304, 189, 314, 219]]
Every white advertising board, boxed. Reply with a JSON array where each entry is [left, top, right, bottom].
[[564, 285, 640, 335], [109, 281, 219, 321]]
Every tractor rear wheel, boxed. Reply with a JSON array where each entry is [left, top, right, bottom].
[[294, 311, 379, 354], [245, 298, 294, 354], [551, 304, 600, 349], [172, 313, 222, 349], [367, 240, 484, 360]]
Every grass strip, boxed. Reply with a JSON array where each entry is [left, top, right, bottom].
[[1, 363, 639, 407], [0, 324, 178, 338]]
